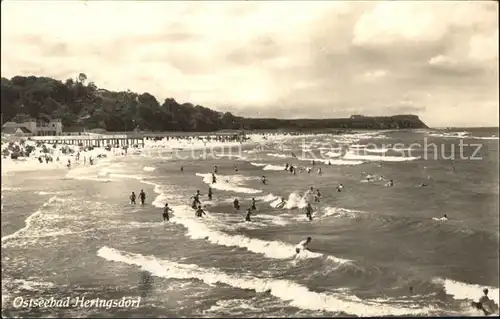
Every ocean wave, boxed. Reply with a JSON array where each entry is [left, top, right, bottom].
[[270, 192, 308, 210], [433, 277, 499, 306], [343, 152, 419, 162], [297, 157, 364, 165], [250, 162, 267, 167], [262, 164, 285, 171], [1, 196, 63, 245], [97, 246, 432, 316], [143, 166, 156, 172], [266, 153, 289, 159], [323, 151, 342, 158], [152, 198, 348, 263], [196, 173, 262, 194], [322, 207, 360, 218], [256, 193, 279, 202]]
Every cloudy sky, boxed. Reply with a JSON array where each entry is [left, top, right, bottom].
[[1, 1, 498, 127]]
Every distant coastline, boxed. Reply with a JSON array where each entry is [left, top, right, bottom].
[[1, 75, 429, 132]]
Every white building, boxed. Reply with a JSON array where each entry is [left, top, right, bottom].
[[1, 118, 63, 136]]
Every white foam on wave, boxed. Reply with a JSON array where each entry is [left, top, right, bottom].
[[143, 166, 156, 172], [1, 196, 62, 244], [364, 148, 389, 154], [323, 151, 342, 158], [343, 152, 419, 162], [256, 193, 279, 202], [318, 146, 342, 151], [266, 153, 289, 159], [263, 164, 284, 171], [36, 191, 62, 196], [434, 278, 499, 305], [268, 192, 308, 210], [10, 279, 56, 291], [472, 136, 499, 140], [297, 157, 364, 166], [250, 162, 267, 167], [97, 246, 432, 316], [152, 198, 348, 263], [323, 207, 360, 218], [196, 173, 262, 194]]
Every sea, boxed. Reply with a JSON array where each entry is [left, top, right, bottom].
[[1, 129, 499, 317]]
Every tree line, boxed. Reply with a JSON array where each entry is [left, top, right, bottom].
[[1, 74, 428, 132]]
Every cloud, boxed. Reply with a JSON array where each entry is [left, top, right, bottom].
[[1, 0, 498, 127]]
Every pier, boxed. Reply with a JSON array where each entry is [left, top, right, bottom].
[[30, 134, 145, 147]]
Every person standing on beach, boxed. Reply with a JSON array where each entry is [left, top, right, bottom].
[[162, 203, 173, 221], [139, 189, 146, 205], [130, 192, 136, 205]]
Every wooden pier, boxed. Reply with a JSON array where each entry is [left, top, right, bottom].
[[30, 134, 145, 147]]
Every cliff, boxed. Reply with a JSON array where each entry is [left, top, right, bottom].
[[1, 75, 428, 131]]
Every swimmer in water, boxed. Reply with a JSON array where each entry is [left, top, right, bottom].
[[214, 165, 218, 174], [208, 187, 213, 200], [304, 203, 314, 221], [233, 198, 240, 210], [295, 237, 312, 254], [250, 198, 257, 210], [192, 190, 202, 205], [275, 197, 287, 209], [130, 192, 136, 205], [337, 184, 344, 192], [195, 205, 206, 218], [261, 176, 267, 184], [314, 189, 321, 202], [284, 163, 289, 171], [162, 203, 173, 221], [212, 173, 217, 184], [180, 166, 184, 172], [386, 180, 394, 187], [139, 189, 146, 205], [472, 288, 497, 315], [245, 208, 252, 222]]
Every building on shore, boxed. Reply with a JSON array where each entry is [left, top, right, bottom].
[[2, 118, 63, 136], [62, 126, 86, 136], [1, 126, 33, 137]]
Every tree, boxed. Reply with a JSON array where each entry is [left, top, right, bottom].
[[78, 73, 87, 84]]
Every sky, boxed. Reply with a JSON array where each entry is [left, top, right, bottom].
[[1, 1, 498, 127]]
